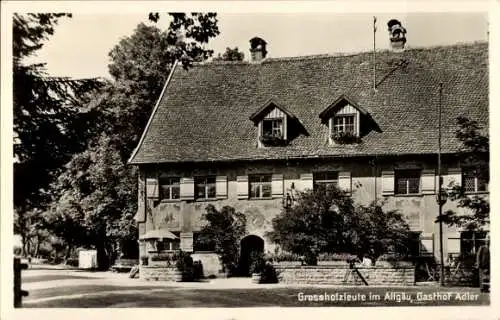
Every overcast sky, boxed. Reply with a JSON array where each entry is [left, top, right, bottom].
[[31, 12, 487, 80]]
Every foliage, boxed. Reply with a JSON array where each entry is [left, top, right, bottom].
[[331, 131, 361, 144], [249, 251, 265, 274], [48, 14, 220, 268], [317, 252, 358, 262], [439, 116, 489, 230], [267, 185, 411, 264], [13, 13, 105, 255], [259, 133, 286, 146], [213, 47, 245, 61], [198, 205, 246, 273], [260, 261, 279, 283]]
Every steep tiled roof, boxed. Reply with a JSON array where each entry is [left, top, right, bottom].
[[129, 42, 488, 164]]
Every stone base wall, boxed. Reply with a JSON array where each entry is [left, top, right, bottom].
[[276, 266, 415, 286], [140, 266, 180, 281]]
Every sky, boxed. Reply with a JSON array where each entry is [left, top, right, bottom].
[[29, 12, 488, 80]]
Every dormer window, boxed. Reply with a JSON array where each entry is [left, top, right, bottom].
[[319, 95, 370, 145], [250, 99, 298, 147]]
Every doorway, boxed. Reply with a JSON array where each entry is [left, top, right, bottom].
[[238, 235, 264, 276]]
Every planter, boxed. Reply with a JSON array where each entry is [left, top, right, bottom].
[[251, 272, 262, 284]]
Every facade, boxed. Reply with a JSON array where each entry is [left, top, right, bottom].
[[128, 39, 488, 275]]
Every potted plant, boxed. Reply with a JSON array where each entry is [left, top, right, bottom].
[[331, 131, 361, 144], [249, 252, 265, 283], [259, 133, 286, 146]]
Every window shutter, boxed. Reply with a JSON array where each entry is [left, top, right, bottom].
[[215, 176, 228, 199], [421, 169, 436, 194], [272, 174, 284, 197], [444, 168, 462, 189], [180, 232, 193, 252], [338, 171, 352, 194], [447, 232, 461, 255], [146, 178, 159, 199], [135, 173, 146, 222], [299, 173, 314, 191], [237, 176, 248, 199], [180, 177, 194, 200], [381, 170, 395, 195], [420, 233, 434, 256]]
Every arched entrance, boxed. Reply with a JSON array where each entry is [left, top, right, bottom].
[[238, 235, 264, 277]]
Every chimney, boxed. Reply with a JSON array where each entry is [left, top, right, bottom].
[[387, 19, 407, 51], [249, 37, 267, 62]]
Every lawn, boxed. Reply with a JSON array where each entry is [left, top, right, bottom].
[[23, 286, 489, 308]]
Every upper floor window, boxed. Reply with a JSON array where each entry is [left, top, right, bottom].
[[313, 172, 339, 189], [462, 167, 488, 193], [195, 176, 216, 200], [262, 118, 283, 138], [249, 174, 272, 199], [160, 177, 180, 200], [395, 169, 420, 195], [333, 115, 355, 134]]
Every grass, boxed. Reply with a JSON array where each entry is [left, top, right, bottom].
[[23, 286, 489, 308]]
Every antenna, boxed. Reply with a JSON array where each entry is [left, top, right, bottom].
[[373, 16, 377, 92]]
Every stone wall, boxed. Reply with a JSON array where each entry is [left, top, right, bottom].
[[191, 252, 221, 277], [276, 265, 415, 286], [140, 266, 180, 281]]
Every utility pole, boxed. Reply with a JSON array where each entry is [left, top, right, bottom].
[[437, 82, 446, 286], [373, 16, 377, 92]]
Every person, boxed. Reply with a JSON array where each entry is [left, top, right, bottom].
[[476, 234, 490, 293]]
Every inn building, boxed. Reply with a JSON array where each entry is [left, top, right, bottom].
[[128, 37, 488, 275]]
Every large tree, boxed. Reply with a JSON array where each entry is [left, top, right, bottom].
[[439, 116, 489, 230], [13, 13, 104, 255], [213, 47, 245, 61], [267, 186, 411, 264], [48, 14, 220, 268]]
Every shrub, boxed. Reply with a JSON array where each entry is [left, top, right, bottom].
[[269, 251, 302, 262], [317, 252, 358, 262], [331, 131, 362, 144], [249, 251, 265, 274], [173, 251, 204, 281], [260, 260, 279, 283]]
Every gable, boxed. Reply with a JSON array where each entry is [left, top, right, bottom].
[[129, 42, 488, 164]]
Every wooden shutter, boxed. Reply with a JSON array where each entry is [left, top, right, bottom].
[[215, 176, 228, 199], [381, 170, 395, 195], [447, 232, 461, 255], [420, 233, 434, 256], [135, 173, 146, 222], [146, 178, 159, 199], [421, 169, 436, 194], [299, 173, 314, 191], [444, 168, 462, 189], [338, 171, 352, 194], [180, 177, 194, 200], [272, 174, 284, 197], [237, 176, 249, 199], [180, 232, 193, 252]]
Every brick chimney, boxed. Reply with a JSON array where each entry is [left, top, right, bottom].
[[387, 19, 407, 51], [249, 37, 267, 62]]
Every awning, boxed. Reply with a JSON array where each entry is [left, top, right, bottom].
[[139, 229, 178, 241]]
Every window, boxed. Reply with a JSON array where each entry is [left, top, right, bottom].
[[333, 115, 355, 134], [195, 176, 216, 200], [249, 174, 272, 199], [262, 119, 283, 138], [462, 167, 488, 193], [461, 231, 488, 255], [395, 169, 421, 195], [313, 172, 338, 189], [193, 232, 216, 252], [159, 177, 180, 200]]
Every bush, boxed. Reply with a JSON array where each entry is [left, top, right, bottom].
[[173, 251, 204, 281], [260, 261, 279, 283], [269, 251, 302, 262], [317, 252, 358, 262], [65, 258, 79, 267], [249, 251, 265, 274]]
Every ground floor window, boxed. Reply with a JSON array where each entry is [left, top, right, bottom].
[[313, 171, 338, 190], [193, 232, 216, 252], [460, 231, 488, 255]]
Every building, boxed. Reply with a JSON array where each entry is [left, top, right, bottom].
[[128, 38, 488, 275]]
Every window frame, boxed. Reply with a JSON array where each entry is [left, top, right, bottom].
[[462, 167, 488, 193], [460, 231, 488, 255], [159, 177, 181, 200], [394, 169, 421, 195], [313, 171, 339, 190], [332, 114, 356, 134], [249, 174, 273, 199], [194, 176, 217, 200], [193, 232, 217, 252], [261, 118, 284, 138]]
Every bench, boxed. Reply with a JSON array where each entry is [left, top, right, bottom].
[[111, 259, 138, 273]]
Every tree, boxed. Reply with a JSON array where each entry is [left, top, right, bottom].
[[267, 186, 411, 264], [48, 14, 220, 268], [213, 47, 245, 61], [13, 13, 105, 255], [198, 205, 246, 274], [440, 116, 489, 230]]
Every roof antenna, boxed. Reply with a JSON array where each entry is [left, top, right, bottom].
[[373, 16, 377, 92]]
